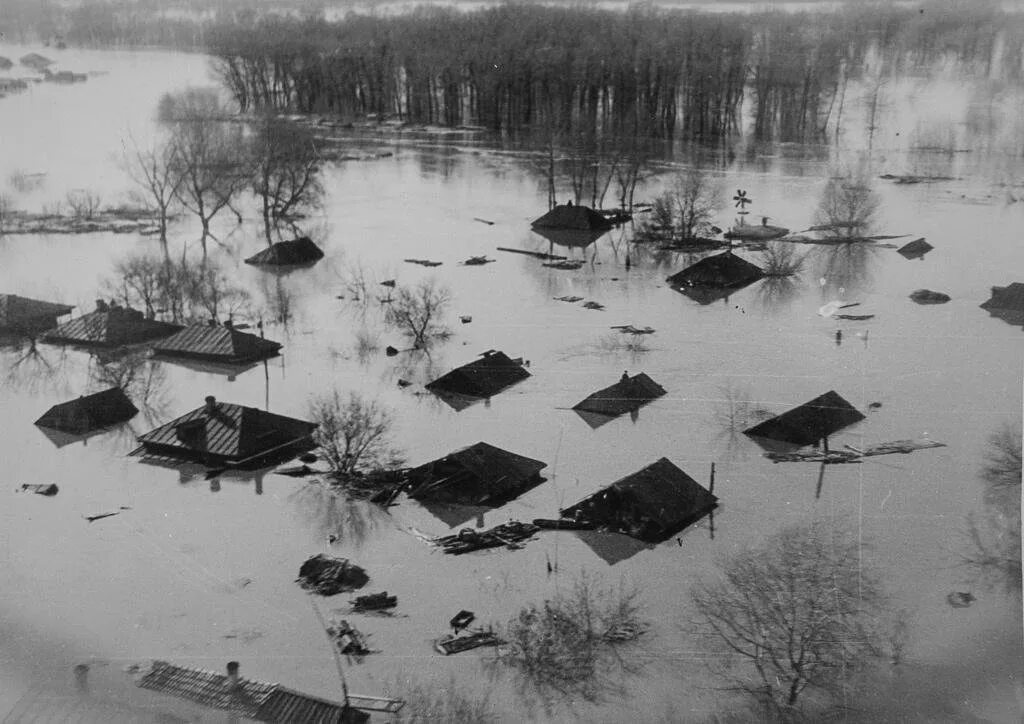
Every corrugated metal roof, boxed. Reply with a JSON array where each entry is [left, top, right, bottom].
[[572, 373, 667, 419], [425, 350, 529, 399], [154, 324, 282, 363], [408, 441, 547, 506], [136, 661, 371, 723], [35, 387, 138, 434], [0, 294, 74, 331], [136, 400, 317, 463], [44, 308, 182, 347]]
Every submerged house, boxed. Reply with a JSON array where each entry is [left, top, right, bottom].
[[134, 396, 317, 468], [561, 458, 717, 543], [744, 390, 865, 448], [979, 282, 1024, 327], [897, 237, 934, 260], [425, 350, 529, 406], [19, 53, 53, 72], [35, 387, 138, 435], [43, 303, 182, 348], [245, 236, 324, 266], [136, 660, 400, 722], [532, 203, 613, 231], [0, 56, 12, 70], [153, 322, 282, 364], [572, 372, 667, 428], [0, 294, 74, 335], [0, 78, 29, 95], [667, 250, 765, 290], [406, 442, 547, 507]]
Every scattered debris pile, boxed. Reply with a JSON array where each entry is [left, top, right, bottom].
[[434, 520, 540, 555], [435, 629, 507, 655], [326, 619, 373, 656], [296, 554, 369, 596], [350, 592, 397, 612]]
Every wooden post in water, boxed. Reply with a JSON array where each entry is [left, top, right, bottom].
[[709, 462, 716, 495], [709, 462, 716, 540]]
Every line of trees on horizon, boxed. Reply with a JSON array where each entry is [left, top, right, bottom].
[[203, 3, 1024, 144]]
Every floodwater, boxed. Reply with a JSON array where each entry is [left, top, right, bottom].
[[1, 44, 1022, 723]]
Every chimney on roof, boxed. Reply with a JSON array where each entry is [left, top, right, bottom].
[[205, 396, 217, 414], [95, 299, 108, 312], [224, 317, 233, 330], [225, 661, 240, 692]]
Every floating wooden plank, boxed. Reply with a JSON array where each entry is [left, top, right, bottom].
[[435, 630, 506, 655], [845, 439, 946, 457], [496, 247, 566, 261]]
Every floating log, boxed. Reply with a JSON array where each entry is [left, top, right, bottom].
[[404, 258, 443, 267], [496, 247, 566, 261], [533, 518, 597, 530]]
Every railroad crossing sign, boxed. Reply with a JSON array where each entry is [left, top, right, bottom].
[[733, 189, 752, 210]]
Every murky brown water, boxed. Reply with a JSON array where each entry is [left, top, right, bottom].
[[1, 44, 1021, 722]]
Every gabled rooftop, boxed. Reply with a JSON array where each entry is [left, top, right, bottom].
[[744, 390, 865, 447], [43, 304, 182, 348], [136, 660, 377, 723], [980, 282, 1024, 327], [561, 458, 717, 543], [35, 387, 138, 435], [135, 396, 317, 466], [666, 250, 765, 289], [897, 237, 934, 259], [407, 441, 547, 507], [245, 236, 324, 266], [425, 350, 530, 402], [0, 294, 74, 334], [572, 372, 666, 427], [532, 203, 613, 231], [153, 323, 282, 364]]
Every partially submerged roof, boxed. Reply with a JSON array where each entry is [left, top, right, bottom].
[[35, 387, 138, 435], [0, 294, 74, 334], [530, 226, 608, 248], [980, 282, 1024, 327], [744, 390, 865, 447], [407, 441, 547, 506], [135, 396, 317, 466], [532, 204, 613, 231], [897, 237, 933, 259], [572, 372, 666, 427], [153, 324, 282, 364], [136, 660, 371, 723], [425, 350, 529, 401], [19, 53, 54, 70], [43, 307, 182, 347], [561, 458, 717, 543], [0, 56, 12, 70], [245, 236, 325, 266], [666, 250, 765, 289]]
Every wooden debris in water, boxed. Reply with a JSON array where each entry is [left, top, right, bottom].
[[473, 217, 495, 225], [404, 258, 443, 267], [879, 174, 956, 184], [462, 256, 494, 265], [554, 295, 583, 303], [326, 618, 373, 655], [909, 289, 951, 304], [496, 247, 566, 261], [83, 506, 130, 522], [611, 325, 655, 335], [434, 520, 539, 555], [435, 629, 506, 655], [542, 260, 584, 270], [350, 591, 397, 612], [20, 483, 58, 496], [766, 439, 945, 464], [582, 301, 605, 310], [845, 439, 946, 457]]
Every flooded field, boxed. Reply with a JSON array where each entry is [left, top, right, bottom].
[[1, 43, 1022, 722]]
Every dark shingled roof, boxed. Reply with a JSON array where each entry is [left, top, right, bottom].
[[980, 282, 1024, 327], [407, 442, 547, 506], [666, 251, 765, 289], [136, 398, 317, 466], [897, 237, 934, 259], [136, 660, 370, 723], [35, 387, 138, 434], [425, 350, 529, 400], [561, 458, 717, 543], [744, 390, 865, 447], [532, 204, 613, 231], [0, 294, 74, 334], [154, 324, 282, 364], [245, 237, 325, 266], [43, 308, 182, 347], [572, 373, 666, 424]]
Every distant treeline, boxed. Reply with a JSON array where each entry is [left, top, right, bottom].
[[206, 3, 1024, 143]]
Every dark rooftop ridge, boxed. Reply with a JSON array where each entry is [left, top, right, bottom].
[[406, 441, 547, 507], [744, 390, 865, 447]]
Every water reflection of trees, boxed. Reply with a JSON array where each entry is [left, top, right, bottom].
[[2, 338, 71, 396], [88, 349, 171, 426], [811, 242, 880, 299], [813, 175, 880, 239], [964, 421, 1022, 595], [755, 274, 804, 313], [288, 480, 387, 548]]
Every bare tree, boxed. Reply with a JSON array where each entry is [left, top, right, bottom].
[[64, 189, 102, 220], [308, 391, 404, 479], [385, 279, 452, 348], [182, 258, 251, 322], [0, 193, 14, 232], [251, 114, 324, 242], [690, 519, 893, 717], [121, 132, 184, 247], [106, 251, 171, 319], [670, 168, 721, 241], [813, 176, 880, 239], [166, 88, 250, 249]]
